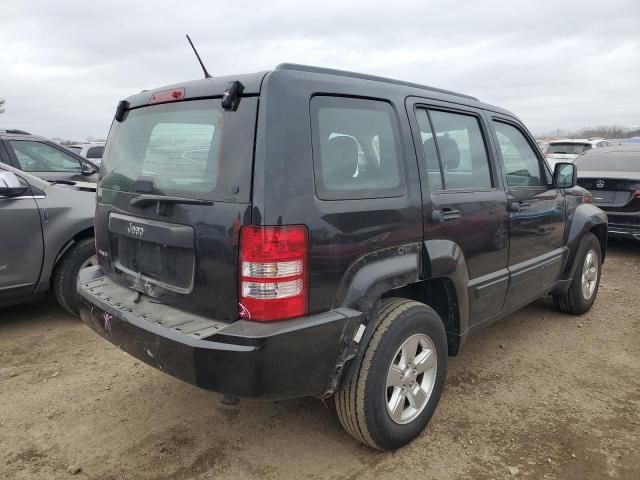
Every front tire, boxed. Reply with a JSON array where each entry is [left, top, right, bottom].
[[52, 238, 96, 315], [553, 233, 602, 315], [334, 298, 448, 450]]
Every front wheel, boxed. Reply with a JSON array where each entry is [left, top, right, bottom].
[[553, 233, 602, 315], [334, 298, 448, 450]]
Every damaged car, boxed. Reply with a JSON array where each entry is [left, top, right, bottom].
[[77, 64, 607, 450]]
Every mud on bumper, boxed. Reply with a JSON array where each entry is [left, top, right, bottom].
[[77, 266, 363, 400]]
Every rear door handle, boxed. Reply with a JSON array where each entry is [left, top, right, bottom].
[[431, 208, 462, 223], [509, 201, 530, 213]]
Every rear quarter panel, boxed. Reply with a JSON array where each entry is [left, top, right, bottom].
[[254, 70, 424, 316]]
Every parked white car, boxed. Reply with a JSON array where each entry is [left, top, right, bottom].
[[68, 142, 105, 166], [544, 138, 611, 169]]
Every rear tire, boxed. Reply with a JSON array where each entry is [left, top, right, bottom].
[[334, 298, 447, 450], [52, 238, 96, 316], [553, 233, 602, 315]]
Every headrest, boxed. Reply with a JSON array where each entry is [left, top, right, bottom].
[[325, 136, 358, 182], [438, 133, 460, 170], [422, 137, 440, 170]]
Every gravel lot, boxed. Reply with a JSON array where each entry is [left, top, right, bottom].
[[1, 239, 638, 480]]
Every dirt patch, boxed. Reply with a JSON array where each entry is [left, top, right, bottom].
[[1, 239, 639, 479]]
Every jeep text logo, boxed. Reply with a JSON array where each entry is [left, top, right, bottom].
[[127, 223, 144, 237]]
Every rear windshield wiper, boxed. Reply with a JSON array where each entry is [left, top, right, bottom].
[[130, 194, 214, 208]]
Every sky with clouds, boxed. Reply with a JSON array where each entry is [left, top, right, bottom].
[[1, 0, 638, 139]]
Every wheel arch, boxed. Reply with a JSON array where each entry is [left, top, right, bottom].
[[561, 203, 608, 280], [327, 239, 470, 395], [52, 227, 95, 270]]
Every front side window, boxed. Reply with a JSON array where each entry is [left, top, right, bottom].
[[10, 141, 81, 172], [428, 110, 493, 190], [311, 97, 404, 200], [493, 121, 545, 187]]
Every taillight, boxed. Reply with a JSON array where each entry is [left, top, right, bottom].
[[148, 88, 185, 104], [239, 226, 308, 322], [634, 190, 640, 199]]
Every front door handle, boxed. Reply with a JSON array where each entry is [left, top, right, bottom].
[[509, 201, 530, 213], [431, 208, 462, 223]]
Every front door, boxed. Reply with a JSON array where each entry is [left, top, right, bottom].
[[0, 168, 44, 300], [408, 100, 510, 324], [489, 117, 566, 308]]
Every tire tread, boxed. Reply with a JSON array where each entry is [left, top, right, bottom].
[[335, 298, 425, 450]]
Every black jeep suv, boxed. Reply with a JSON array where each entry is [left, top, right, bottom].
[[78, 64, 607, 450]]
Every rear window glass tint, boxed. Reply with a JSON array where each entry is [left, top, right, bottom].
[[311, 97, 404, 200], [144, 122, 217, 190], [100, 98, 257, 202], [575, 151, 640, 172], [86, 146, 104, 158], [546, 143, 591, 155]]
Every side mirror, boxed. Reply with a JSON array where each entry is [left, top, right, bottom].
[[81, 162, 98, 176], [0, 171, 29, 197], [554, 162, 577, 189]]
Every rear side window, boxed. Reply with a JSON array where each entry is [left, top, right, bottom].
[[427, 110, 493, 190], [311, 97, 404, 200], [9, 140, 81, 172]]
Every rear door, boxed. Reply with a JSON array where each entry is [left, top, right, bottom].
[[407, 99, 510, 324], [96, 96, 258, 321], [0, 167, 44, 299], [489, 116, 566, 308]]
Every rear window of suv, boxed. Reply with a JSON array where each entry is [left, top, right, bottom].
[[100, 98, 258, 202], [546, 143, 591, 155], [310, 96, 404, 200]]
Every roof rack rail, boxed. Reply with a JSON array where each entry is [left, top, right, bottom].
[[275, 63, 479, 101], [0, 129, 31, 135]]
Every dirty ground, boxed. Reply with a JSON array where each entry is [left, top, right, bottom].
[[1, 240, 638, 479]]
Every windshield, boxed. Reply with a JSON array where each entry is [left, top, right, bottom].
[[100, 98, 257, 202], [546, 143, 591, 155], [575, 152, 640, 172]]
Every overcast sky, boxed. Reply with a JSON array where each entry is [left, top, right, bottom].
[[1, 0, 638, 139]]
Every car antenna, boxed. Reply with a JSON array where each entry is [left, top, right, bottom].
[[186, 34, 212, 79]]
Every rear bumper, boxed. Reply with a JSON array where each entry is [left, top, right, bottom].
[[608, 223, 640, 241], [77, 266, 363, 400]]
